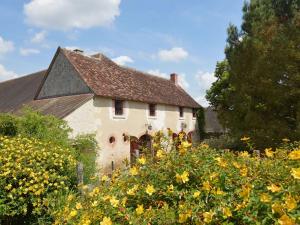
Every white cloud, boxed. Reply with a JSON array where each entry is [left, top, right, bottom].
[[0, 36, 14, 55], [31, 30, 47, 43], [0, 64, 18, 81], [24, 0, 121, 30], [178, 73, 189, 89], [20, 48, 40, 56], [195, 71, 216, 91], [158, 47, 188, 62], [112, 56, 134, 66], [194, 71, 216, 107], [148, 69, 168, 79], [195, 95, 209, 107]]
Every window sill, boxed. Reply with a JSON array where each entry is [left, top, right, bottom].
[[148, 116, 157, 120], [179, 117, 185, 120], [113, 115, 126, 119], [192, 117, 196, 120]]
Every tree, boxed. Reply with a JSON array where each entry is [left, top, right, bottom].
[[206, 0, 300, 148]]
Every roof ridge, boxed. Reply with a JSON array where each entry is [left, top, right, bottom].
[[0, 69, 47, 85], [62, 47, 174, 83]]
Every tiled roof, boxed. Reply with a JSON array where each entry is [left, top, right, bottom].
[[61, 48, 200, 108], [25, 94, 94, 119], [0, 70, 46, 113]]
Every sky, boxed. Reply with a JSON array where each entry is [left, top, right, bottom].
[[0, 0, 244, 106]]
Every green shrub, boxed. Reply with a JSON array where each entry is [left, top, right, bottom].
[[0, 136, 77, 224], [48, 133, 300, 224], [72, 134, 98, 184], [0, 114, 18, 136], [0, 108, 72, 148]]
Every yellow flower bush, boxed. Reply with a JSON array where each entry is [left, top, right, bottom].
[[48, 135, 299, 225], [0, 135, 77, 220]]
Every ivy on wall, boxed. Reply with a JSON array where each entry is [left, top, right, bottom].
[[196, 107, 206, 140]]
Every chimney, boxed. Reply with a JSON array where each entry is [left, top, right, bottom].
[[170, 73, 179, 85]]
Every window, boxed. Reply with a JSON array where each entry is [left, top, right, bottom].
[[149, 104, 156, 117], [193, 108, 197, 118], [179, 107, 184, 118], [114, 100, 124, 115]]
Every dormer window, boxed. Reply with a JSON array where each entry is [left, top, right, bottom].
[[179, 107, 184, 118], [114, 100, 124, 116], [149, 104, 156, 117]]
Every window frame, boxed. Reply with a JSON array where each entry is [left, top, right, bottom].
[[179, 107, 184, 118], [114, 99, 124, 116], [192, 108, 197, 118], [148, 103, 157, 117]]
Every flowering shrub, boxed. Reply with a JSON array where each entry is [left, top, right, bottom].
[[0, 136, 77, 223], [49, 133, 300, 225]]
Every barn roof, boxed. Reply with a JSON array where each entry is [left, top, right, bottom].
[[0, 46, 200, 118], [57, 48, 200, 108]]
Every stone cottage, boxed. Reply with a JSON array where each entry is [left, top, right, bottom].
[[0, 47, 200, 173]]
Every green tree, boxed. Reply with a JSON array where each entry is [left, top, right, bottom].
[[206, 0, 300, 148]]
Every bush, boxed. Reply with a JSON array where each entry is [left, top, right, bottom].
[[0, 136, 77, 224], [72, 134, 98, 184], [203, 134, 241, 150], [0, 108, 72, 147], [48, 133, 300, 224]]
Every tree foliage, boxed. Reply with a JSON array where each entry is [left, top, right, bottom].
[[206, 0, 300, 148]]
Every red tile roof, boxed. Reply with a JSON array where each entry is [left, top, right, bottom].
[[61, 48, 200, 108]]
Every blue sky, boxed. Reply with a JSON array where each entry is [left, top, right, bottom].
[[0, 0, 243, 106]]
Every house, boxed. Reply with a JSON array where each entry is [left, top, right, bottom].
[[204, 106, 226, 136], [0, 47, 200, 173]]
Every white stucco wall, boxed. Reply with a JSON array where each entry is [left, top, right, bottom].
[[64, 96, 197, 173]]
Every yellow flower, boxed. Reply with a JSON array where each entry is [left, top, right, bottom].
[[130, 166, 139, 176], [109, 196, 119, 207], [214, 157, 227, 167], [267, 184, 281, 193], [127, 185, 138, 196], [138, 157, 146, 165], [260, 193, 271, 203], [278, 214, 295, 225], [265, 148, 274, 158], [239, 185, 251, 199], [215, 188, 225, 196], [67, 194, 75, 201], [135, 204, 144, 215], [272, 202, 284, 215], [145, 184, 155, 196], [240, 167, 248, 177], [75, 202, 82, 210], [101, 175, 109, 182], [193, 191, 200, 198], [232, 161, 241, 169], [240, 136, 250, 141], [285, 195, 297, 211], [288, 150, 300, 160], [202, 181, 211, 191], [178, 211, 192, 223], [176, 171, 190, 184], [282, 138, 290, 142], [239, 151, 250, 158], [291, 168, 300, 179], [167, 184, 174, 193], [156, 149, 165, 158], [222, 207, 232, 218], [69, 209, 77, 218], [100, 217, 112, 225], [203, 211, 214, 223]]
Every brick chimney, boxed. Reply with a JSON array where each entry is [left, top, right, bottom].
[[170, 73, 179, 85]]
